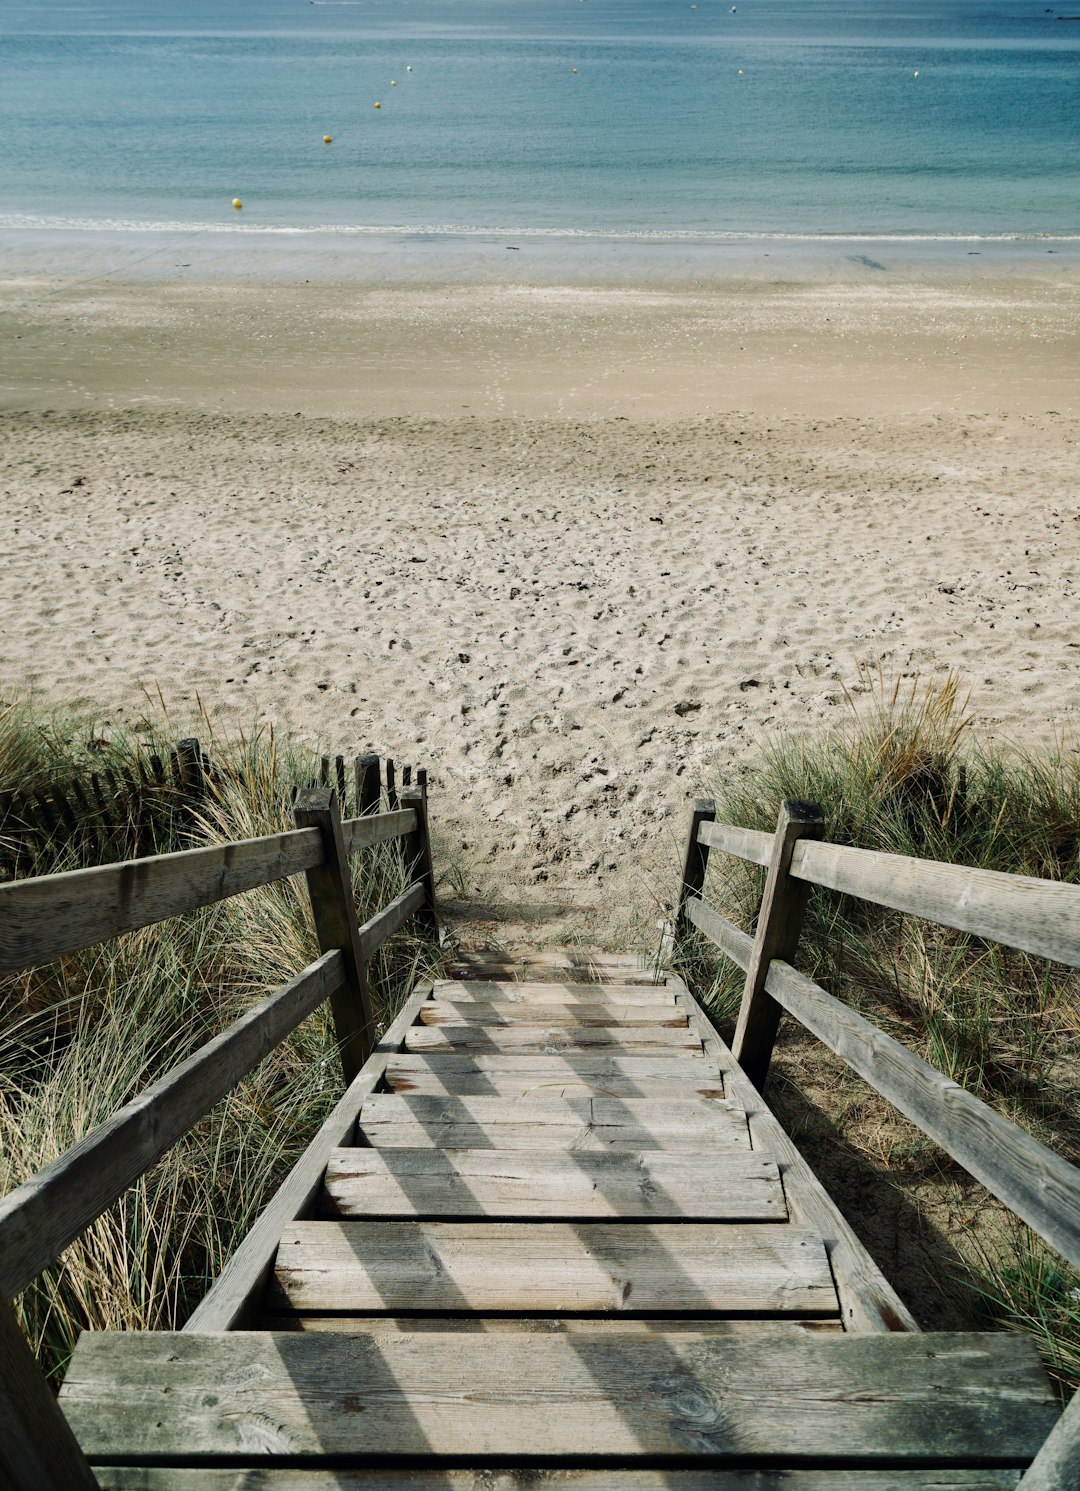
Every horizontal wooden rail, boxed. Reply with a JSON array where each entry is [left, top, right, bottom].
[[790, 838, 1080, 969], [0, 829, 322, 975], [341, 807, 416, 857], [357, 881, 426, 962], [0, 807, 420, 976], [0, 951, 345, 1300], [762, 956, 1080, 1271], [698, 819, 773, 867], [685, 895, 754, 971]]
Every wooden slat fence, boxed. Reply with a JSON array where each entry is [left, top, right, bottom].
[[0, 756, 437, 1491], [0, 739, 415, 882]]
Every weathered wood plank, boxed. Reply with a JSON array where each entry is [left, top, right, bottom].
[[666, 972, 919, 1334], [418, 1001, 687, 1028], [791, 836, 1080, 969], [340, 807, 417, 856], [0, 1293, 99, 1490], [185, 978, 437, 1333], [0, 952, 344, 1301], [385, 1052, 726, 1097], [698, 819, 774, 867], [322, 1148, 785, 1220], [685, 896, 754, 971], [357, 882, 425, 962], [764, 957, 1080, 1271], [265, 1315, 843, 1337], [358, 1094, 749, 1151], [271, 1220, 835, 1314], [92, 1468, 1023, 1489], [405, 1024, 703, 1054], [433, 980, 676, 1003], [732, 800, 824, 1090], [385, 1065, 725, 1100], [449, 952, 665, 985], [61, 1330, 1057, 1462], [0, 827, 323, 974]]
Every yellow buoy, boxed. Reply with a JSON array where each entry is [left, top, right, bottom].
[[391, 80, 397, 86], [232, 198, 243, 210], [323, 134, 332, 143], [375, 101, 381, 108]]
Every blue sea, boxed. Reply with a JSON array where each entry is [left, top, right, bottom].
[[0, 0, 1077, 273]]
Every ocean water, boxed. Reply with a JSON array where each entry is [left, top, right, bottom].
[[0, 0, 1077, 249]]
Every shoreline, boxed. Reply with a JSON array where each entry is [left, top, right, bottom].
[[2, 222, 1079, 291]]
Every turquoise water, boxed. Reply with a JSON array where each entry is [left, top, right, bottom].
[[0, 0, 1077, 241]]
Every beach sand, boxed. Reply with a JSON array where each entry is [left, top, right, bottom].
[[2, 268, 1078, 930]]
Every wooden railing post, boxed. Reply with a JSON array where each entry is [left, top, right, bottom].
[[355, 753, 381, 817], [293, 788, 376, 1083], [732, 799, 825, 1091], [0, 1295, 99, 1490], [401, 785, 438, 941], [385, 758, 399, 813], [675, 799, 716, 944], [176, 737, 204, 803]]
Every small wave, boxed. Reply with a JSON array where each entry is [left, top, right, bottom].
[[0, 214, 1077, 244]]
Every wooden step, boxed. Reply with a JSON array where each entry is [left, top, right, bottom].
[[91, 1470, 1025, 1489], [270, 1220, 837, 1315], [406, 1024, 703, 1054], [264, 1315, 844, 1336], [432, 978, 671, 1001], [322, 1148, 785, 1220], [433, 982, 677, 1004], [386, 1052, 727, 1099], [419, 1001, 688, 1029], [61, 1330, 1057, 1463], [448, 952, 664, 985], [357, 1094, 749, 1151]]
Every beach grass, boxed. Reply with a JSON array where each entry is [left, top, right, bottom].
[[684, 668, 1080, 1391], [0, 697, 442, 1383]]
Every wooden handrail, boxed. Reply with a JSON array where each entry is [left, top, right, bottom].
[[0, 761, 436, 1491], [0, 951, 345, 1300], [790, 837, 1080, 968], [358, 881, 426, 961], [685, 894, 753, 971], [697, 818, 773, 867], [341, 806, 417, 857], [0, 828, 322, 974], [763, 956, 1080, 1271], [0, 806, 419, 976], [677, 797, 1080, 1295], [692, 810, 1080, 967], [0, 792, 435, 1298]]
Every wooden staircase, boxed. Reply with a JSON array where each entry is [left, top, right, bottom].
[[58, 945, 1058, 1486]]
